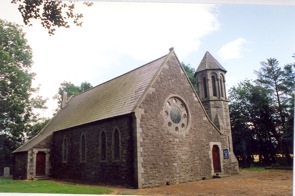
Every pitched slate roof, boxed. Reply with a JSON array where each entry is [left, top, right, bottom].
[[14, 50, 171, 153], [196, 51, 227, 73]]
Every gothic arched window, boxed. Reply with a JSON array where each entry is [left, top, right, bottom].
[[62, 136, 68, 163], [203, 77, 207, 98], [112, 128, 121, 161], [100, 131, 107, 161], [220, 75, 224, 98], [80, 134, 86, 162], [211, 75, 217, 97]]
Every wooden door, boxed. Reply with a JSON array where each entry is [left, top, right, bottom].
[[212, 145, 221, 173], [36, 152, 46, 176]]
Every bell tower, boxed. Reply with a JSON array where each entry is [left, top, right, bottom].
[[195, 51, 238, 173], [195, 52, 230, 134]]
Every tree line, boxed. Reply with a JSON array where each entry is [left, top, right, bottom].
[[229, 57, 294, 167]]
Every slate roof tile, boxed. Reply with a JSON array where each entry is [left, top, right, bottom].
[[14, 52, 169, 152], [196, 51, 227, 73]]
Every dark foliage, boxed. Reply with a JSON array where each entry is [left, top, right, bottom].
[[11, 0, 93, 35], [230, 55, 294, 166]]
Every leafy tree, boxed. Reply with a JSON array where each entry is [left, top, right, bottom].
[[229, 80, 276, 166], [182, 63, 197, 92], [27, 118, 50, 139], [54, 81, 93, 109], [80, 81, 93, 93], [229, 81, 254, 167], [0, 19, 47, 168], [0, 134, 15, 174], [11, 0, 93, 35]]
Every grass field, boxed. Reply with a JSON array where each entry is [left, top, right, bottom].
[[0, 177, 113, 194], [242, 167, 266, 172]]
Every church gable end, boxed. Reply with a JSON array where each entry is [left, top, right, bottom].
[[135, 50, 230, 188]]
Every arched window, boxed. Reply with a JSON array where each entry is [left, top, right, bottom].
[[211, 75, 217, 97], [223, 75, 227, 98], [220, 76, 224, 97], [203, 77, 207, 98], [62, 136, 68, 163], [112, 128, 121, 160], [80, 134, 86, 162], [100, 131, 107, 161]]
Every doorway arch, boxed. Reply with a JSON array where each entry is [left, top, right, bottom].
[[212, 145, 221, 173], [36, 152, 46, 176]]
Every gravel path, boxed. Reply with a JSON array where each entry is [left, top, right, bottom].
[[114, 170, 292, 195]]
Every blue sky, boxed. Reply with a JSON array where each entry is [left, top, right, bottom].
[[185, 4, 295, 87], [0, 1, 294, 117]]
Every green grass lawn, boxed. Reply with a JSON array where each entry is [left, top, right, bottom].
[[242, 167, 266, 172], [0, 177, 113, 194]]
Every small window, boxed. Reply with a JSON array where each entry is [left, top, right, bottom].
[[100, 131, 107, 161], [203, 77, 207, 98], [211, 75, 217, 97], [112, 128, 121, 161], [80, 134, 86, 162], [62, 137, 68, 163]]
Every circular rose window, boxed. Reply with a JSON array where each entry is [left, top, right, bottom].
[[163, 96, 189, 132]]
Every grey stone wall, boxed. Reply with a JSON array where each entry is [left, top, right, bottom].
[[136, 53, 230, 188], [13, 152, 27, 180], [50, 114, 135, 187], [34, 135, 52, 149]]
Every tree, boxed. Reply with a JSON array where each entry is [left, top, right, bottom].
[[229, 80, 276, 166], [54, 81, 93, 109], [182, 63, 197, 92], [230, 55, 295, 167], [0, 19, 47, 168], [254, 57, 295, 163], [27, 118, 50, 139], [281, 55, 295, 161], [11, 0, 93, 35]]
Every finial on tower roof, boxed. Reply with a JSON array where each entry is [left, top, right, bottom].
[[169, 47, 174, 52]]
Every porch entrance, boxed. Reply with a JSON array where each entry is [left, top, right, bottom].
[[36, 152, 46, 176], [212, 145, 221, 173]]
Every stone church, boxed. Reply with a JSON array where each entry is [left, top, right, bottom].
[[13, 48, 239, 188]]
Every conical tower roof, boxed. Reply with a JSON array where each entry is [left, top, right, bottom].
[[196, 51, 227, 73]]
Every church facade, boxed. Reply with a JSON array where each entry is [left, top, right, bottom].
[[13, 48, 239, 188]]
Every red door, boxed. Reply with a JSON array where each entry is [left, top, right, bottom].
[[212, 145, 221, 173], [36, 152, 46, 176]]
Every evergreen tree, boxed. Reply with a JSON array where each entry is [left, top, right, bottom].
[[255, 57, 294, 163]]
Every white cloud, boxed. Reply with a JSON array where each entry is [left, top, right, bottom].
[[218, 38, 249, 60], [75, 2, 220, 60], [0, 2, 220, 117]]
